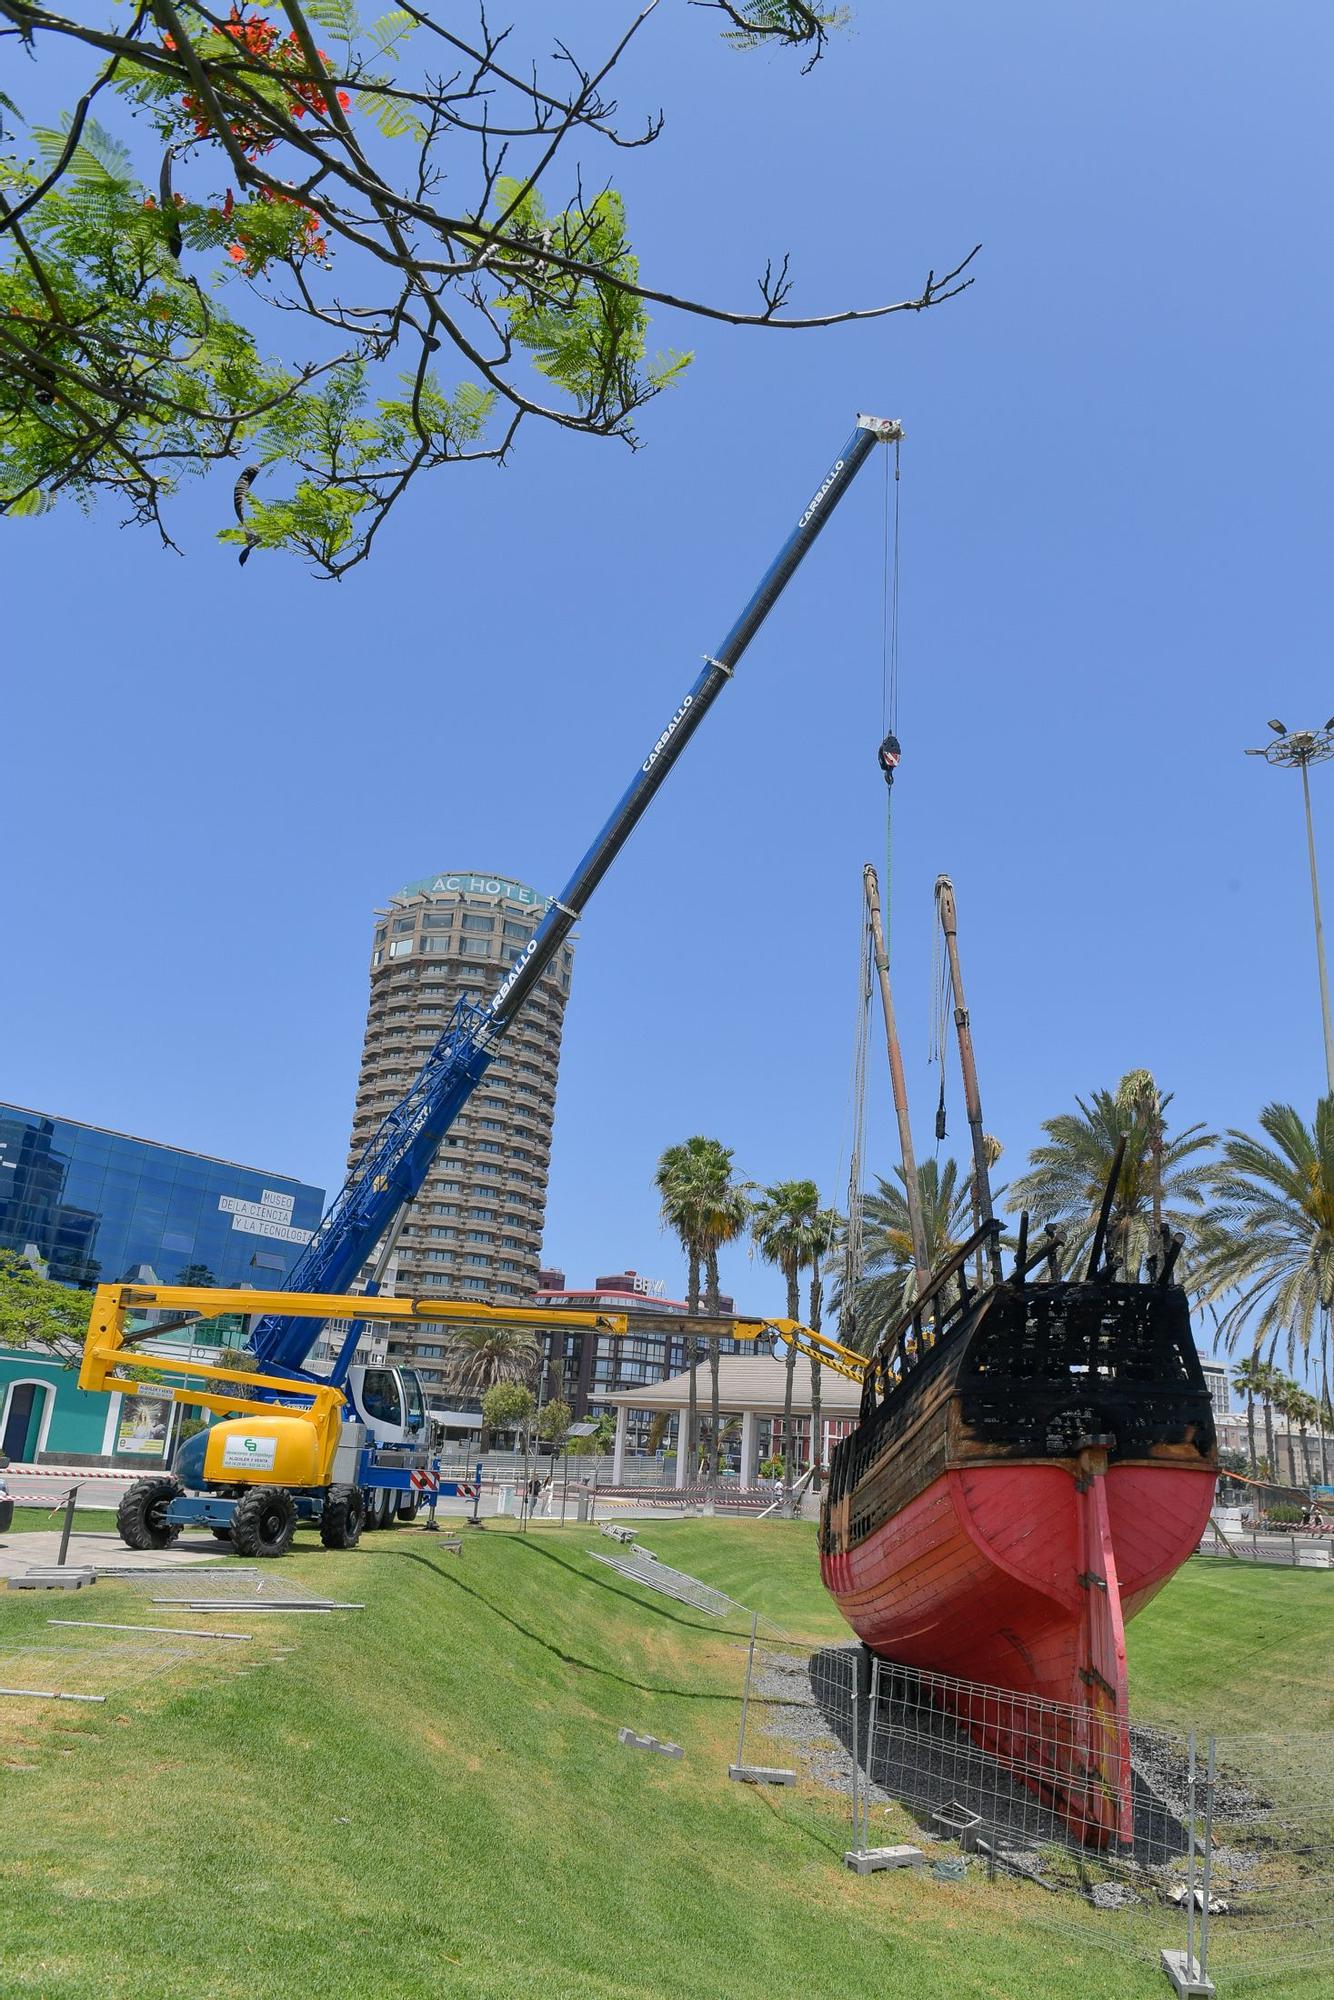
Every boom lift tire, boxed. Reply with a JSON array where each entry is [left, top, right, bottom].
[[319, 1484, 365, 1550], [230, 1486, 297, 1558], [116, 1476, 184, 1550]]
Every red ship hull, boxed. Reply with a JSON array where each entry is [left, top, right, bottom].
[[821, 1454, 1217, 1845]]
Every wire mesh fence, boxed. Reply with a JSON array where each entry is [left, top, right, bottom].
[[730, 1633, 1333, 1989], [586, 1544, 740, 1617]]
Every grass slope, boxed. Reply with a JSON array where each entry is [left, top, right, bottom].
[[0, 1522, 1328, 2000]]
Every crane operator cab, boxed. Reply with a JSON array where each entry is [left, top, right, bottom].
[[346, 1362, 427, 1447], [341, 1362, 431, 1532]]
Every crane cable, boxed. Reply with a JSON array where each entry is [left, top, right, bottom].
[[880, 440, 902, 949]]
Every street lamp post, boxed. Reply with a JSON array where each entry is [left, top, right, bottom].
[[1247, 719, 1334, 1094]]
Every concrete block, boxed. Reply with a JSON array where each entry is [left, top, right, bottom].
[[729, 1764, 797, 1786], [843, 1845, 926, 1875], [1160, 1949, 1216, 1998], [618, 1727, 683, 1759], [8, 1569, 96, 1591]]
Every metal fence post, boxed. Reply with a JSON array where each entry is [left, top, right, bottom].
[[849, 1676, 861, 1840], [736, 1608, 756, 1768], [56, 1485, 79, 1569], [1198, 1736, 1216, 1984], [863, 1655, 881, 1851], [1185, 1730, 1198, 1975]]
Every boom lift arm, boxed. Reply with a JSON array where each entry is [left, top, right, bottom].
[[252, 414, 903, 1383]]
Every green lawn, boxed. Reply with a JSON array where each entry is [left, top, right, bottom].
[[5, 1505, 119, 1538], [0, 1520, 1328, 2000]]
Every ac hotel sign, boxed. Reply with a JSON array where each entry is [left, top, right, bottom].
[[397, 872, 546, 907]]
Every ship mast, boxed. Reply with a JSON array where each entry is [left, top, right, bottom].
[[935, 875, 1003, 1286], [863, 863, 931, 1299]]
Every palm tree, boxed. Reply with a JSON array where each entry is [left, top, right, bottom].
[[701, 1158, 751, 1494], [1194, 1104, 1334, 1410], [751, 1179, 821, 1499], [448, 1321, 538, 1396], [1269, 1375, 1303, 1487], [656, 1136, 749, 1485], [1008, 1075, 1215, 1279], [1232, 1354, 1265, 1477], [837, 1157, 975, 1356], [805, 1205, 841, 1494], [448, 1322, 539, 1446], [1116, 1070, 1166, 1235], [1257, 1362, 1285, 1483], [1282, 1384, 1321, 1486]]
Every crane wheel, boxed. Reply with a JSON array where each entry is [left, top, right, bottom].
[[211, 1527, 234, 1542], [230, 1486, 297, 1559], [319, 1485, 366, 1551], [116, 1477, 183, 1551], [396, 1493, 420, 1523]]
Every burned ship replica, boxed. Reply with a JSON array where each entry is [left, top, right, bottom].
[[819, 874, 1218, 1849]]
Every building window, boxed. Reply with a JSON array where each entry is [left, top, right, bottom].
[[498, 1259, 520, 1272], [466, 1254, 490, 1268], [389, 939, 413, 958], [422, 913, 453, 931], [463, 1277, 486, 1291], [392, 917, 416, 934], [467, 1231, 491, 1244], [460, 913, 494, 933], [477, 1141, 501, 1154], [479, 1119, 503, 1132], [502, 919, 528, 940]]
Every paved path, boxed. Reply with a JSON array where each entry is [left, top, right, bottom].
[[0, 1530, 231, 1580]]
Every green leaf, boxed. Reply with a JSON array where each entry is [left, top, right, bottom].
[[3, 488, 56, 518], [367, 9, 416, 56], [305, 0, 361, 36], [354, 87, 425, 143]]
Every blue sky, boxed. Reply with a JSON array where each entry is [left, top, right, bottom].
[[6, 3, 1332, 1375]]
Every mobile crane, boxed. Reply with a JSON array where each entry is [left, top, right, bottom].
[[86, 413, 903, 1556]]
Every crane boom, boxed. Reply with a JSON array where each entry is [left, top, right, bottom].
[[252, 414, 902, 1380]]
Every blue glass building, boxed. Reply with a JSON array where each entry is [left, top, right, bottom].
[[0, 1103, 324, 1292]]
